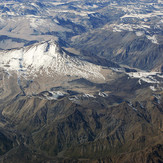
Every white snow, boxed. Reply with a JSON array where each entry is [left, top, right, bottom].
[[128, 71, 160, 84], [0, 41, 105, 80], [121, 12, 163, 19], [150, 86, 157, 91], [68, 96, 80, 104], [52, 9, 95, 17], [158, 0, 163, 4], [136, 31, 144, 36], [47, 91, 64, 100], [128, 102, 137, 111], [138, 79, 141, 85], [112, 23, 151, 38], [153, 94, 161, 104], [98, 92, 108, 97], [38, 90, 65, 100], [83, 94, 95, 98], [158, 74, 163, 78], [146, 35, 158, 44], [113, 24, 133, 32]]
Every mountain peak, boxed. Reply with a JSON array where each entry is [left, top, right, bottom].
[[0, 40, 105, 80]]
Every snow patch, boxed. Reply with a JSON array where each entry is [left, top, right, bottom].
[[146, 35, 158, 44], [83, 94, 95, 98], [153, 94, 161, 104], [150, 86, 157, 91], [128, 71, 160, 84], [69, 96, 80, 104], [158, 74, 163, 78], [39, 91, 65, 100], [128, 102, 137, 111], [138, 79, 141, 85], [98, 92, 108, 97], [48, 91, 64, 100]]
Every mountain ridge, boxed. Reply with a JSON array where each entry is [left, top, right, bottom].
[[0, 0, 162, 162]]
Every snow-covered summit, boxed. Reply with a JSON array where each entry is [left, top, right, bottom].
[[0, 40, 104, 80]]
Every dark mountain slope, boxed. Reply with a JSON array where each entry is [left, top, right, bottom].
[[72, 30, 163, 71], [0, 89, 162, 163]]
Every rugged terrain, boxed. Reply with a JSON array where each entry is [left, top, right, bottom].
[[0, 0, 162, 163]]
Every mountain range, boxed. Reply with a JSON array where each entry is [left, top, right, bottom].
[[0, 0, 162, 163]]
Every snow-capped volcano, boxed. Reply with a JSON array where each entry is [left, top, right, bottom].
[[0, 40, 104, 80]]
